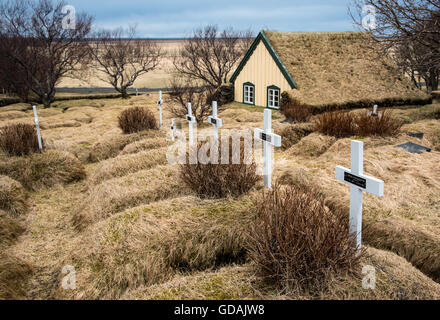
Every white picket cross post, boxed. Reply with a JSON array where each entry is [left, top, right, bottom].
[[335, 140, 384, 251], [32, 105, 43, 151], [157, 90, 163, 129], [170, 118, 176, 141], [186, 102, 196, 146], [254, 109, 281, 189], [136, 88, 139, 96], [208, 101, 222, 142]]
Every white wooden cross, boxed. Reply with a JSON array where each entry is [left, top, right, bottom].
[[32, 105, 43, 151], [157, 90, 163, 128], [208, 101, 222, 142], [136, 88, 139, 96], [368, 105, 382, 118], [186, 102, 196, 146], [254, 109, 281, 189], [335, 140, 384, 250], [169, 118, 176, 141]]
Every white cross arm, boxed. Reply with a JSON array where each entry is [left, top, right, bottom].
[[254, 128, 281, 147], [208, 116, 222, 127], [335, 166, 384, 197]]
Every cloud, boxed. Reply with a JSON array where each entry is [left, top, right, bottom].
[[68, 0, 354, 37]]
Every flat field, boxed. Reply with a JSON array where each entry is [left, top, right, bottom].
[[57, 40, 183, 89], [1, 94, 440, 299]]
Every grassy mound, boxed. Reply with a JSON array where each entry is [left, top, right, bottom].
[[120, 137, 171, 155], [286, 133, 336, 157], [364, 217, 440, 282], [73, 165, 190, 229], [88, 130, 164, 162], [276, 122, 314, 150], [118, 107, 158, 134], [0, 150, 86, 191], [0, 253, 33, 300], [122, 247, 440, 300], [63, 196, 254, 299], [89, 147, 168, 185], [122, 265, 259, 300], [0, 210, 25, 248], [0, 176, 28, 216]]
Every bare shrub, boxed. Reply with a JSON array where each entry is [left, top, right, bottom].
[[356, 110, 403, 136], [247, 183, 361, 292], [315, 110, 402, 138], [315, 111, 356, 138], [168, 77, 213, 123], [281, 98, 312, 123], [0, 123, 41, 156], [118, 107, 158, 134], [180, 139, 259, 198]]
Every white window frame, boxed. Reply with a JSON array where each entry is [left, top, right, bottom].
[[267, 87, 280, 109], [243, 83, 254, 105]]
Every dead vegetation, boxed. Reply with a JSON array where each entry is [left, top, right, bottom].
[[315, 110, 403, 138], [248, 184, 361, 293], [0, 123, 41, 156], [0, 150, 86, 190], [0, 94, 439, 300], [118, 107, 158, 134], [0, 252, 33, 300], [88, 130, 164, 162], [180, 139, 260, 198], [0, 175, 28, 216], [0, 210, 25, 248], [264, 31, 430, 108], [62, 196, 254, 299]]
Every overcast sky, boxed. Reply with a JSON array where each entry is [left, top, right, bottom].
[[69, 0, 356, 38]]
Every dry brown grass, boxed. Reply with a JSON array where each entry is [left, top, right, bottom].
[[118, 107, 158, 134], [180, 140, 260, 198], [0, 175, 28, 217], [122, 246, 440, 300], [286, 133, 337, 157], [73, 165, 190, 229], [62, 196, 255, 299], [315, 110, 403, 138], [0, 123, 42, 156], [120, 137, 171, 155], [248, 184, 361, 293], [88, 130, 164, 162], [0, 252, 33, 300], [0, 150, 86, 190], [89, 147, 168, 185], [364, 217, 440, 282], [281, 99, 312, 123], [264, 31, 429, 107], [276, 122, 314, 150], [0, 210, 25, 248]]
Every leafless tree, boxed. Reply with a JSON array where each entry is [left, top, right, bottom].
[[173, 25, 253, 89], [349, 0, 440, 92], [0, 0, 93, 107], [168, 76, 213, 123], [88, 26, 161, 98]]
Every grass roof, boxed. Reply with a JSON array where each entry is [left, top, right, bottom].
[[263, 31, 429, 107]]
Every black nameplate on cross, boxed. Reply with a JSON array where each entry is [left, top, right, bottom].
[[260, 132, 272, 143], [344, 172, 366, 189], [210, 118, 217, 125], [186, 115, 192, 122]]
